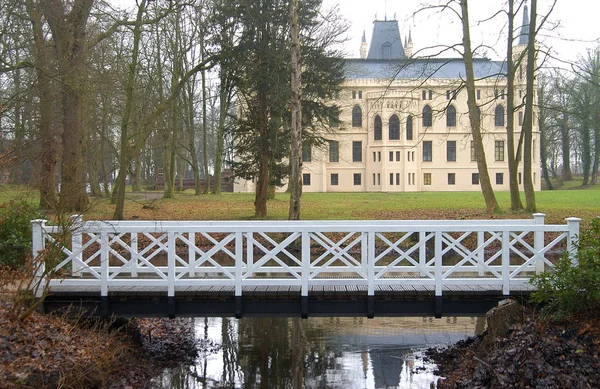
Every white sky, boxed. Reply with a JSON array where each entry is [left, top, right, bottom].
[[323, 0, 600, 66]]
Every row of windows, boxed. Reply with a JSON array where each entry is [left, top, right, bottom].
[[423, 140, 506, 162], [350, 104, 524, 132], [302, 172, 533, 187], [307, 140, 511, 164]]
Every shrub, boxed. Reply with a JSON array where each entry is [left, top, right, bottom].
[[0, 200, 39, 268], [531, 217, 600, 317]]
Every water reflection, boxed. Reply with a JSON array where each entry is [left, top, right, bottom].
[[152, 316, 484, 389]]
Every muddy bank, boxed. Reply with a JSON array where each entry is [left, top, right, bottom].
[[427, 305, 600, 388], [0, 301, 199, 389]]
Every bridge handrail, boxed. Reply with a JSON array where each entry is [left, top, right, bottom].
[[31, 214, 581, 301]]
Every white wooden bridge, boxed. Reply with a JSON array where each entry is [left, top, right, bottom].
[[33, 214, 580, 318]]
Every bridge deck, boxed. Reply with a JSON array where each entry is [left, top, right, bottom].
[[42, 284, 535, 318]]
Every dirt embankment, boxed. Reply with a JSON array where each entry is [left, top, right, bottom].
[[0, 301, 199, 389], [427, 304, 600, 389]]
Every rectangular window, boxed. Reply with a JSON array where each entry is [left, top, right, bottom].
[[423, 141, 432, 161], [352, 141, 362, 162], [422, 90, 427, 100], [496, 172, 504, 185], [390, 173, 394, 185], [500, 89, 505, 100], [352, 91, 356, 99], [476, 89, 481, 100], [303, 173, 311, 186], [329, 141, 339, 162], [377, 173, 380, 185], [331, 173, 338, 186], [354, 173, 361, 185], [408, 173, 412, 185], [407, 151, 411, 161], [424, 173, 432, 185], [428, 90, 433, 100], [446, 90, 451, 100], [373, 152, 377, 162], [518, 172, 522, 185], [378, 151, 381, 162], [495, 140, 505, 161], [302, 143, 312, 162], [533, 140, 536, 162], [471, 141, 477, 161], [396, 151, 400, 161], [472, 173, 480, 185], [358, 91, 362, 99], [448, 173, 455, 185], [396, 173, 400, 185], [373, 173, 376, 186], [518, 111, 523, 126], [389, 151, 394, 162], [447, 141, 456, 162]]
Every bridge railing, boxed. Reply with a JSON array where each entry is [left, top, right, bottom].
[[31, 214, 580, 300]]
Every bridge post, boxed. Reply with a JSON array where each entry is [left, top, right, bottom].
[[31, 219, 47, 298], [434, 231, 442, 318], [477, 231, 484, 276], [70, 215, 83, 277], [235, 232, 243, 318], [301, 232, 310, 318], [419, 231, 426, 276], [188, 232, 195, 277], [533, 213, 546, 274], [367, 231, 375, 318], [167, 231, 176, 314], [502, 230, 510, 295], [566, 217, 581, 265], [131, 232, 138, 277], [100, 228, 109, 298]]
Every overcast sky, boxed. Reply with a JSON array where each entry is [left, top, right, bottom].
[[323, 0, 600, 66]]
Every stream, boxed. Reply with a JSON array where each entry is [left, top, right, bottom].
[[150, 316, 485, 389]]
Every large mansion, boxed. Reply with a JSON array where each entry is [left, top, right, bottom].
[[234, 6, 540, 193]]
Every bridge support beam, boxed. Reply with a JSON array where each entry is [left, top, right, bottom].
[[435, 296, 443, 318], [235, 296, 242, 319], [168, 297, 175, 319], [367, 296, 375, 318], [301, 296, 308, 319]]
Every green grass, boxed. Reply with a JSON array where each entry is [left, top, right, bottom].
[[1, 180, 598, 226]]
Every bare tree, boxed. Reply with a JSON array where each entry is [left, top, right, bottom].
[[288, 0, 302, 220]]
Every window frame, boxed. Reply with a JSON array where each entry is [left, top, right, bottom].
[[422, 105, 432, 127], [353, 173, 361, 186], [495, 140, 505, 162], [446, 105, 456, 127], [406, 115, 413, 140], [494, 105, 505, 127], [352, 141, 362, 162], [302, 173, 311, 186], [374, 115, 382, 141], [447, 140, 456, 162], [352, 105, 362, 127], [389, 114, 400, 140], [423, 141, 433, 162], [328, 141, 339, 163]]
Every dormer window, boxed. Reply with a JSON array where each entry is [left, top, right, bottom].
[[382, 42, 392, 59]]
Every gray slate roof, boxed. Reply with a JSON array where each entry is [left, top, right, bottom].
[[367, 20, 405, 60], [344, 58, 506, 81]]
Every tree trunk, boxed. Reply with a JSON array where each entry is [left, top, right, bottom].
[[506, 0, 524, 210], [202, 61, 210, 194], [538, 81, 553, 190], [113, 0, 146, 219], [42, 0, 93, 213], [522, 0, 537, 212], [560, 113, 572, 180], [27, 0, 58, 209], [288, 0, 302, 220], [255, 91, 270, 218], [460, 0, 499, 213]]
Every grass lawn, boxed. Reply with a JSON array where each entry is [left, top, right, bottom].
[[2, 179, 598, 226]]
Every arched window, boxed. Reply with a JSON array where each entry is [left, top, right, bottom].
[[389, 115, 400, 140], [446, 105, 456, 127], [495, 105, 505, 127], [406, 115, 413, 140], [374, 115, 382, 140], [422, 105, 432, 127], [352, 105, 362, 127]]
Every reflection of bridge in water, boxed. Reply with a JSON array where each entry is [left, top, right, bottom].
[[34, 215, 580, 318]]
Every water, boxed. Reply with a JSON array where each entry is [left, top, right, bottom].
[[152, 316, 485, 389]]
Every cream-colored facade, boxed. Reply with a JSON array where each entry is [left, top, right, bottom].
[[234, 10, 540, 193]]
